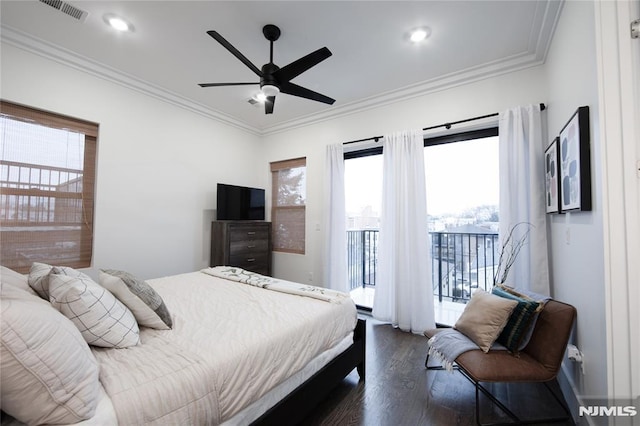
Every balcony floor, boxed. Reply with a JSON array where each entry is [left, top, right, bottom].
[[350, 287, 466, 327]]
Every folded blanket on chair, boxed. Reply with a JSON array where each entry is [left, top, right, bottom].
[[201, 266, 350, 303], [427, 329, 507, 371]]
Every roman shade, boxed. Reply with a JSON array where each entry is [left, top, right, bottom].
[[0, 100, 98, 273]]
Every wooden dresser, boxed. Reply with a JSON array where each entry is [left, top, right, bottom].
[[210, 221, 272, 276]]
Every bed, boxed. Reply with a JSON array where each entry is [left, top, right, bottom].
[[0, 265, 365, 425]]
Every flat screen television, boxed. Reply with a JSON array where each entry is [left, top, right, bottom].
[[216, 183, 265, 220]]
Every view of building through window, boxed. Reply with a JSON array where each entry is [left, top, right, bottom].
[[345, 135, 500, 308], [345, 136, 498, 231]]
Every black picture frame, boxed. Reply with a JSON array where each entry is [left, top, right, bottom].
[[559, 106, 591, 212], [544, 137, 560, 214]]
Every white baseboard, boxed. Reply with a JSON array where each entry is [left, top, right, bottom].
[[558, 363, 597, 426]]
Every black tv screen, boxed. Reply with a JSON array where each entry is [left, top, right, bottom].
[[216, 183, 265, 220]]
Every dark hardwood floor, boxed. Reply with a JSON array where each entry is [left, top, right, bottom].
[[301, 316, 574, 426]]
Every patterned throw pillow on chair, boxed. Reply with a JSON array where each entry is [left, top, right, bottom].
[[491, 284, 543, 353]]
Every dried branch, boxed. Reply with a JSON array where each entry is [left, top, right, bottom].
[[493, 222, 532, 285]]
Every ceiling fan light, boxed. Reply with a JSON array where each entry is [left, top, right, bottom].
[[254, 92, 268, 103], [261, 84, 280, 97]]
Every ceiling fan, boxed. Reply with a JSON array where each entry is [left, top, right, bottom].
[[199, 24, 335, 114]]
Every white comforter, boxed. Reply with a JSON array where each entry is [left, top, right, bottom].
[[90, 271, 357, 425]]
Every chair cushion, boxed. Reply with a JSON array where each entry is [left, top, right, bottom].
[[456, 348, 555, 383]]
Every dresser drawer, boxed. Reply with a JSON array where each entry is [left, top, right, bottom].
[[229, 252, 269, 271], [229, 226, 270, 242], [229, 239, 269, 256]]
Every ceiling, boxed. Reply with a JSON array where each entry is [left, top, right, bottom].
[[0, 1, 562, 134]]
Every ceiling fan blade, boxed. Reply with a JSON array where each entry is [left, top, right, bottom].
[[198, 82, 259, 87], [272, 47, 332, 82], [280, 82, 335, 105], [207, 30, 263, 77], [265, 96, 275, 114]]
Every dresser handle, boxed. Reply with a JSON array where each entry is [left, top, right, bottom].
[[247, 258, 256, 262], [247, 245, 256, 249], [247, 231, 256, 235]]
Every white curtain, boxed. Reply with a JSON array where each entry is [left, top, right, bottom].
[[324, 143, 348, 292], [373, 130, 435, 333], [498, 105, 550, 294]]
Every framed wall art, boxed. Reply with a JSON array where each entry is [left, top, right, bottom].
[[544, 137, 560, 214], [559, 106, 591, 212]]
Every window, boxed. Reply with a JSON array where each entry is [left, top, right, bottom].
[[344, 128, 499, 308], [270, 157, 306, 254], [0, 100, 98, 273]]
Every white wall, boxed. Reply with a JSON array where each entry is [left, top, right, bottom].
[[1, 43, 265, 280], [262, 66, 548, 285], [543, 0, 608, 411], [263, 1, 612, 410]]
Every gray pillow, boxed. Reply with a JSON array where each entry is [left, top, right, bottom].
[[99, 269, 172, 330]]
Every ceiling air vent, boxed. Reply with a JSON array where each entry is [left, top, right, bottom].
[[38, 0, 88, 22]]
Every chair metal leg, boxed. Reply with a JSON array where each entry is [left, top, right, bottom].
[[458, 366, 571, 426]]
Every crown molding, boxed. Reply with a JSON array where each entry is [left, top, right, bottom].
[[1, 0, 562, 138], [261, 0, 563, 136], [0, 25, 262, 136], [261, 51, 544, 136]]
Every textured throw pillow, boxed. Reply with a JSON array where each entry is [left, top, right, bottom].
[[28, 262, 92, 300], [491, 285, 543, 352], [48, 269, 140, 348], [1, 266, 39, 298], [100, 269, 172, 330], [454, 289, 518, 352], [1, 297, 100, 425]]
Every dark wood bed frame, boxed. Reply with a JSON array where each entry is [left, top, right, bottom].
[[253, 318, 366, 425]]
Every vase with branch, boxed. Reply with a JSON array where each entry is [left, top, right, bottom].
[[493, 222, 532, 286]]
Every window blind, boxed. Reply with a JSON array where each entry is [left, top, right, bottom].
[[270, 157, 306, 254], [0, 100, 98, 273]]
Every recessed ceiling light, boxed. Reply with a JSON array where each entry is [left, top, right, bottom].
[[103, 14, 134, 32], [409, 27, 431, 43]]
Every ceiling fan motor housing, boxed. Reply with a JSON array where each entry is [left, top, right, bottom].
[[261, 62, 280, 89]]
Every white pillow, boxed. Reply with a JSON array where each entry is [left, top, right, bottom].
[[48, 269, 140, 348], [0, 266, 38, 301], [28, 262, 92, 300], [100, 269, 173, 330], [1, 297, 100, 424]]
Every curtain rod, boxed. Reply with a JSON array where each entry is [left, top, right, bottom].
[[342, 103, 546, 145]]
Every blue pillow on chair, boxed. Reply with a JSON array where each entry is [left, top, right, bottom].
[[491, 285, 543, 353]]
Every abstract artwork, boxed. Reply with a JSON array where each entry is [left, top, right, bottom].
[[559, 106, 591, 212], [544, 137, 560, 214]]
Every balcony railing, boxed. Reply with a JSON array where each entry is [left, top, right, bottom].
[[347, 229, 499, 303]]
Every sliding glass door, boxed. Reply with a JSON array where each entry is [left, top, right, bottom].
[[344, 130, 500, 314]]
